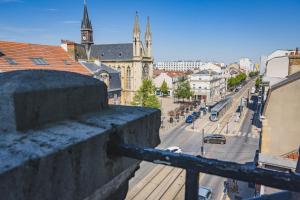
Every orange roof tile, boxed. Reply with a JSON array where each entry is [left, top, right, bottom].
[[0, 41, 91, 75]]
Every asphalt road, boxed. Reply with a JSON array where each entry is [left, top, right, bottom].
[[127, 81, 259, 200]]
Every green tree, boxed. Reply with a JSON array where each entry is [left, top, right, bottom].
[[227, 73, 247, 91], [160, 80, 169, 96], [255, 76, 261, 88], [249, 71, 259, 78], [174, 80, 194, 102], [131, 79, 160, 109]]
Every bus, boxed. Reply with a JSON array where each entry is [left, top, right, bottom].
[[210, 98, 232, 121]]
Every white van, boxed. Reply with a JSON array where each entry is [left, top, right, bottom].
[[198, 186, 212, 200]]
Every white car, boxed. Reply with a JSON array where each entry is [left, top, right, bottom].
[[165, 146, 182, 153], [198, 186, 212, 200]]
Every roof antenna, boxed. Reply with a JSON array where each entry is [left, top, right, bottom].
[[84, 0, 87, 6]]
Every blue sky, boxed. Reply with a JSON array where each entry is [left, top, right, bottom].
[[0, 0, 299, 63]]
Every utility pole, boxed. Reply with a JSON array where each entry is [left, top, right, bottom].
[[226, 122, 229, 134], [201, 129, 204, 156], [192, 119, 195, 130]]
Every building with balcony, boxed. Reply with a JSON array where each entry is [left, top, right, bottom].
[[189, 69, 225, 104]]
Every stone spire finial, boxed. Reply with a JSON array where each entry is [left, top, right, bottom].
[[133, 11, 140, 35], [145, 16, 152, 37]]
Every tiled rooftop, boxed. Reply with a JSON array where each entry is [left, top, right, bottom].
[[0, 41, 91, 75]]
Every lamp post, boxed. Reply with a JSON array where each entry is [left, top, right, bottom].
[[201, 129, 205, 156], [192, 118, 195, 130], [226, 122, 229, 134]]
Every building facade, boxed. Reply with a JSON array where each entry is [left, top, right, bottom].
[[80, 60, 122, 104], [239, 57, 255, 74], [259, 71, 300, 195], [153, 71, 185, 96], [63, 1, 153, 105], [155, 61, 204, 71], [189, 70, 225, 104]]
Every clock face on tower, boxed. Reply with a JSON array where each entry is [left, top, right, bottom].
[[82, 36, 87, 41]]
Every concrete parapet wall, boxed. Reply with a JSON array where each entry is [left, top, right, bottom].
[[0, 70, 161, 200]]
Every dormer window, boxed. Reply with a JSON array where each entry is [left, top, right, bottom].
[[31, 58, 49, 65], [119, 52, 122, 57], [5, 57, 18, 65], [0, 51, 5, 57], [101, 53, 104, 57]]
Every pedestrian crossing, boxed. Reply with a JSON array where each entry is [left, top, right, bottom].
[[220, 131, 260, 139]]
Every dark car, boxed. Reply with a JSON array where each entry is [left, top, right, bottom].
[[192, 111, 200, 118], [203, 134, 226, 144], [186, 115, 194, 123]]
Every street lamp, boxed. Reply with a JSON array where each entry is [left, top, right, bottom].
[[192, 119, 195, 130], [201, 133, 204, 156], [226, 122, 229, 134]]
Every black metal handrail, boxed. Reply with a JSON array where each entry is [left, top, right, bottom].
[[108, 142, 300, 200]]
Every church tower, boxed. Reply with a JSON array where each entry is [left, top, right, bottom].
[[81, 0, 93, 59], [145, 16, 152, 58], [133, 12, 142, 58]]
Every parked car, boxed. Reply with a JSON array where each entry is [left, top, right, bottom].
[[186, 115, 194, 123], [198, 186, 212, 200], [192, 111, 200, 118], [203, 134, 226, 144], [165, 146, 182, 153]]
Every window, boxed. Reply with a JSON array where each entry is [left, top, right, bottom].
[[142, 64, 149, 79], [126, 67, 132, 90], [31, 58, 48, 65], [5, 57, 18, 65]]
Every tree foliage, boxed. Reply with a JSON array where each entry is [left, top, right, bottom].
[[249, 71, 259, 77], [227, 73, 247, 90], [160, 80, 169, 96], [174, 80, 194, 101], [255, 76, 262, 88], [131, 79, 161, 109]]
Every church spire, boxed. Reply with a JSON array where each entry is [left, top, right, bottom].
[[81, 0, 93, 60], [133, 11, 141, 35], [145, 16, 152, 58], [145, 16, 152, 39], [133, 12, 141, 58], [81, 0, 92, 30]]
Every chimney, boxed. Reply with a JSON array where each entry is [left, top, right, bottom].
[[61, 40, 77, 61], [296, 47, 299, 55]]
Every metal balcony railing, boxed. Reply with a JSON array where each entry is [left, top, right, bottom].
[[108, 141, 300, 200]]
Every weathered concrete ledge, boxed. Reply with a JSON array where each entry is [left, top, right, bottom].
[[0, 70, 108, 132], [0, 70, 161, 200]]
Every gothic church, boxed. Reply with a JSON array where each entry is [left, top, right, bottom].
[[79, 0, 153, 105]]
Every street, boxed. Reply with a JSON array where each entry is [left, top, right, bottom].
[[126, 80, 260, 200]]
